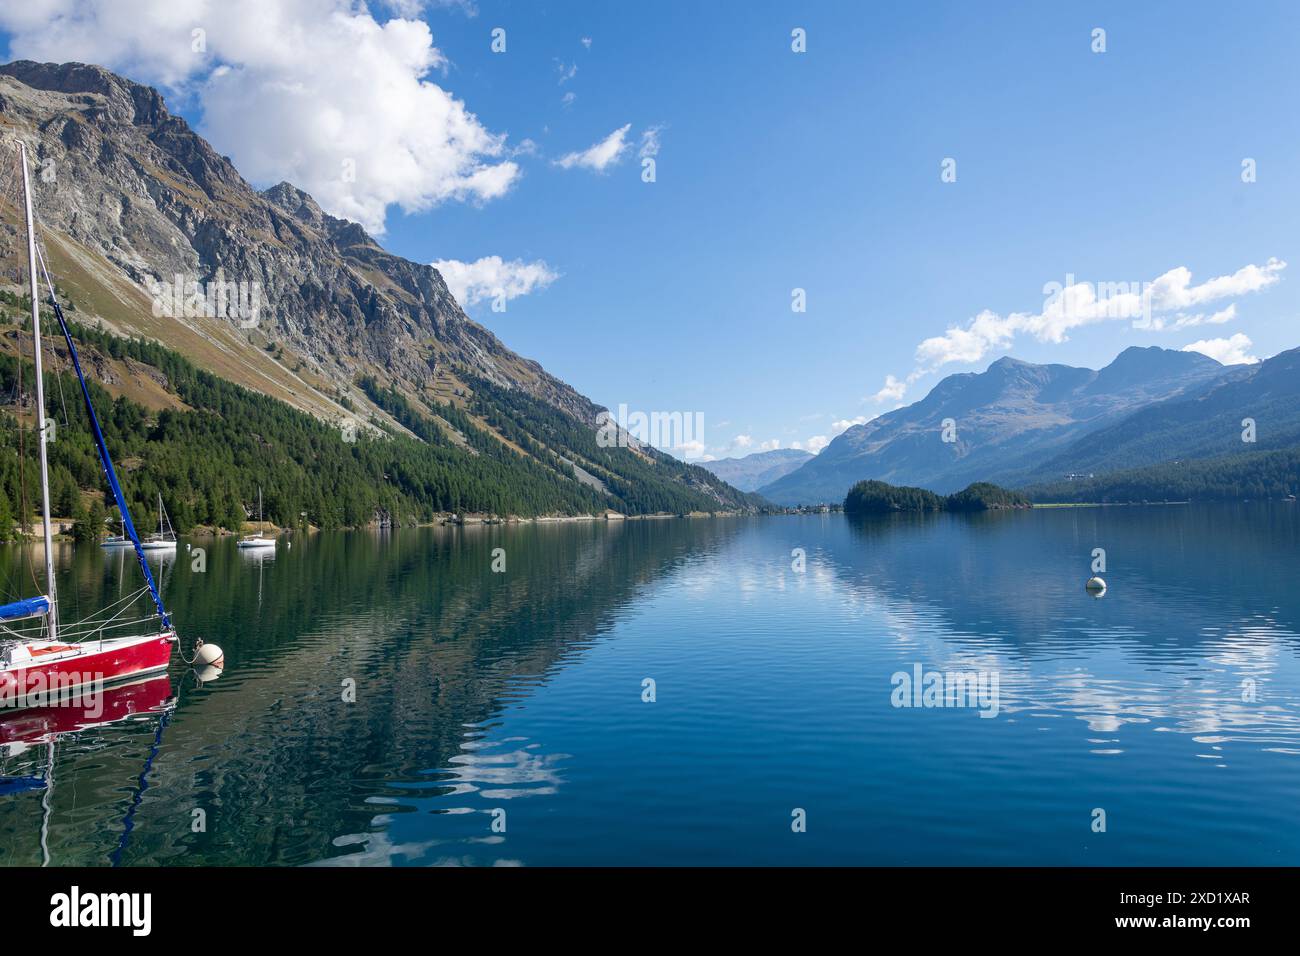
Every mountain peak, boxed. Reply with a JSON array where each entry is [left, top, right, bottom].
[[759, 343, 1232, 503], [0, 58, 596, 424], [988, 355, 1031, 369], [699, 448, 813, 492], [1092, 345, 1221, 392], [0, 60, 169, 126], [1108, 344, 1220, 368], [262, 181, 330, 230]]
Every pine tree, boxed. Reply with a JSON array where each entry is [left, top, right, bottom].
[[222, 492, 245, 533], [87, 498, 108, 541], [0, 489, 13, 543], [71, 499, 95, 542]]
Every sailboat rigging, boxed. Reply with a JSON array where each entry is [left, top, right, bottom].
[[236, 486, 276, 549], [101, 513, 133, 549], [140, 493, 178, 552], [1, 141, 219, 711]]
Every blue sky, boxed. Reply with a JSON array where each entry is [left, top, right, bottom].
[[3, 1, 1298, 458]]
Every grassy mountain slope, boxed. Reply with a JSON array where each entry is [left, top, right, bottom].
[[1018, 346, 1300, 483]]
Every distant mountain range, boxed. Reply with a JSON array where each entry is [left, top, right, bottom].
[[761, 345, 1300, 505], [1021, 345, 1300, 482], [698, 448, 812, 491]]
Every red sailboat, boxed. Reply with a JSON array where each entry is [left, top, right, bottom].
[[1, 142, 218, 711], [0, 674, 175, 751]]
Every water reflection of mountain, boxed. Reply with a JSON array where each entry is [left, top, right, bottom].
[[829, 504, 1300, 663], [812, 506, 1300, 776], [0, 519, 741, 866]]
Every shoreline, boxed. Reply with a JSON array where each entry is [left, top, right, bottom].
[[11, 498, 1296, 543]]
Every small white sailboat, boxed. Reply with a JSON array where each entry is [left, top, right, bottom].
[[139, 493, 178, 552], [236, 487, 276, 549], [100, 515, 133, 549]]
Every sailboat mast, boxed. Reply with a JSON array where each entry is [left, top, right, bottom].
[[19, 142, 57, 641]]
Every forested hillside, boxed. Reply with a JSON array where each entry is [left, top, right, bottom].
[[843, 479, 1030, 514], [1026, 448, 1300, 503], [0, 318, 753, 536]]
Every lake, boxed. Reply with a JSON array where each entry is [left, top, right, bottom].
[[2, 505, 1298, 866]]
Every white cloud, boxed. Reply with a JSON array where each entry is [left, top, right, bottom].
[[790, 415, 871, 456], [554, 59, 578, 84], [0, 0, 521, 235], [554, 124, 632, 172], [639, 125, 664, 159], [880, 257, 1285, 403], [560, 91, 577, 109], [673, 439, 706, 460], [717, 437, 774, 460], [1181, 333, 1259, 365], [1148, 260, 1285, 310], [916, 308, 1018, 369], [709, 434, 781, 458], [789, 412, 875, 455], [831, 416, 869, 434], [1144, 304, 1237, 332], [388, 1, 479, 15], [384, 0, 478, 16], [871, 374, 907, 403], [795, 435, 830, 454], [580, 36, 592, 50], [430, 255, 559, 307]]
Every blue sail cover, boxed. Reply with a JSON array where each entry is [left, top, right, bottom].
[[0, 595, 49, 622], [0, 775, 47, 795], [48, 299, 171, 629]]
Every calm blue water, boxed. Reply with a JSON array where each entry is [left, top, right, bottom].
[[2, 505, 1298, 865]]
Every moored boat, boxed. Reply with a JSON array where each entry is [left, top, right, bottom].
[[100, 518, 134, 549], [140, 494, 178, 551], [0, 143, 214, 712], [236, 487, 277, 549], [0, 673, 174, 757]]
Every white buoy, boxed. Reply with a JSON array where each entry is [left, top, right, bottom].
[[194, 664, 223, 684], [194, 641, 225, 668], [1085, 576, 1107, 594]]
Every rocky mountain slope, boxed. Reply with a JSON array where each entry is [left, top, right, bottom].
[[1021, 345, 1300, 485], [759, 346, 1230, 504], [0, 60, 589, 422], [698, 448, 812, 491], [0, 60, 753, 515]]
